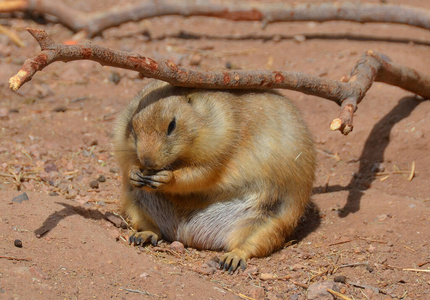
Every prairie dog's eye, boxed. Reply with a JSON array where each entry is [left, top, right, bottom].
[[167, 117, 176, 136]]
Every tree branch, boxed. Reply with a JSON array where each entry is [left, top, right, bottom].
[[1, 1, 430, 37], [9, 28, 430, 135]]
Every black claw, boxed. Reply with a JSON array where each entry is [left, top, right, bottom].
[[135, 171, 146, 180], [241, 261, 246, 271], [223, 261, 230, 271], [128, 236, 134, 244], [141, 179, 158, 189], [136, 237, 142, 245], [228, 264, 235, 274], [131, 177, 148, 188], [130, 177, 158, 189]]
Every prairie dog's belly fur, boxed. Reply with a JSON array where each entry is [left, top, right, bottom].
[[134, 189, 257, 250], [114, 80, 316, 271]]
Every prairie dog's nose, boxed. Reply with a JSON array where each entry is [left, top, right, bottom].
[[140, 156, 157, 170], [137, 137, 161, 170]]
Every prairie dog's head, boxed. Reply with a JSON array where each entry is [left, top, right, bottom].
[[130, 94, 200, 171], [115, 81, 234, 172]]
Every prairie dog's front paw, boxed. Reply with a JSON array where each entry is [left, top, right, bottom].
[[129, 166, 147, 188], [141, 170, 173, 189], [129, 167, 173, 189]]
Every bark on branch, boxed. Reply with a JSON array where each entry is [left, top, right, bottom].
[[9, 28, 430, 135], [1, 1, 430, 37]]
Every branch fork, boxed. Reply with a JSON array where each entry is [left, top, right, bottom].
[[9, 28, 430, 135]]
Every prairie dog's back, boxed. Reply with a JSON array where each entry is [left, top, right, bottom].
[[183, 89, 315, 194]]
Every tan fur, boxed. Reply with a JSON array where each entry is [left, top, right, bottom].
[[114, 80, 316, 271]]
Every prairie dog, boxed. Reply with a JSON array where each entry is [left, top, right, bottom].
[[114, 80, 316, 272]]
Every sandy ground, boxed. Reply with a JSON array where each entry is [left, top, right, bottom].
[[1, 1, 430, 299]]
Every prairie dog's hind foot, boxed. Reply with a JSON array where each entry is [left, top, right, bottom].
[[129, 230, 159, 246], [219, 249, 248, 274]]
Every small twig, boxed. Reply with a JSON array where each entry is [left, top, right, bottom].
[[259, 274, 307, 290], [87, 199, 117, 204], [357, 237, 387, 244], [119, 287, 159, 297], [63, 170, 79, 176], [141, 246, 191, 266], [339, 262, 369, 269], [222, 287, 256, 300], [402, 268, 430, 273], [403, 245, 415, 252], [384, 264, 404, 270], [7, 169, 22, 190], [375, 171, 412, 176], [0, 255, 32, 261], [348, 281, 380, 294], [327, 288, 353, 300], [380, 175, 390, 182], [329, 239, 353, 246], [418, 261, 430, 267], [70, 96, 89, 103], [408, 161, 415, 181], [0, 172, 15, 179], [167, 272, 183, 276], [284, 240, 297, 248], [324, 174, 331, 193], [21, 149, 33, 162], [112, 211, 132, 228], [0, 172, 38, 181], [152, 247, 182, 258], [309, 269, 328, 281], [359, 289, 370, 300], [291, 281, 309, 289], [260, 275, 291, 281]]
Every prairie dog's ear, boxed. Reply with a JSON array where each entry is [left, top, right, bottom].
[[186, 95, 193, 105]]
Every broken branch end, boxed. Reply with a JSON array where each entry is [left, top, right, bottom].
[[330, 118, 354, 135], [9, 70, 28, 91]]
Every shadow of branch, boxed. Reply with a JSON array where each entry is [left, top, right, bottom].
[[34, 202, 108, 238], [311, 96, 426, 218]]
